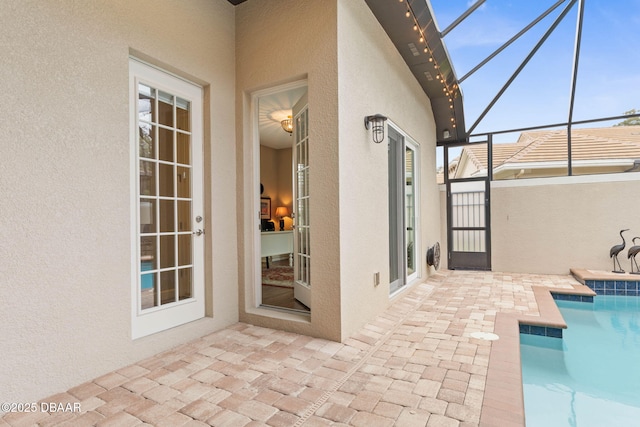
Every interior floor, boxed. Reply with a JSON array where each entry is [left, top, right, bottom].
[[262, 258, 310, 312]]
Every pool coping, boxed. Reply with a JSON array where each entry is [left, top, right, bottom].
[[479, 283, 596, 427]]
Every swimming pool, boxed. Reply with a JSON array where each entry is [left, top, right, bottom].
[[520, 296, 640, 427]]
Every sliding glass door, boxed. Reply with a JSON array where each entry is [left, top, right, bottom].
[[388, 126, 419, 294]]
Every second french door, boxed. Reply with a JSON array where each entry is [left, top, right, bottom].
[[293, 96, 310, 308], [389, 126, 419, 294]]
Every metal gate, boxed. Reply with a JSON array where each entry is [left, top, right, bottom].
[[446, 177, 491, 270]]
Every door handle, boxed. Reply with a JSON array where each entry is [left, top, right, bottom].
[[193, 229, 205, 236]]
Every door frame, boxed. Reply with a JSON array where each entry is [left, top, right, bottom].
[[249, 79, 308, 309], [444, 142, 492, 270], [129, 58, 205, 339], [387, 122, 421, 295]]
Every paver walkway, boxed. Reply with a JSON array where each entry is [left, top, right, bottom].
[[1, 270, 579, 427]]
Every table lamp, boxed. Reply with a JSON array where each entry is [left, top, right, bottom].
[[275, 206, 289, 231]]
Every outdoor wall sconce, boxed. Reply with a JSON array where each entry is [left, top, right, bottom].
[[364, 114, 388, 143]]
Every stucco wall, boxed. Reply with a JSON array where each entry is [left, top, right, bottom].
[[337, 0, 439, 338], [491, 174, 640, 274], [236, 0, 342, 340], [438, 174, 640, 274], [0, 0, 238, 404]]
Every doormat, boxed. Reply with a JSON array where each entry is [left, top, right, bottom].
[[262, 266, 294, 288]]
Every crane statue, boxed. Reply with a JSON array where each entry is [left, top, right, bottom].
[[627, 237, 640, 275], [610, 229, 629, 273]]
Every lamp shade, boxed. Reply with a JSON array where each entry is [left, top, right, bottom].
[[275, 206, 289, 218]]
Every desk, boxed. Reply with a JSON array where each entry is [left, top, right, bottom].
[[261, 231, 293, 267]]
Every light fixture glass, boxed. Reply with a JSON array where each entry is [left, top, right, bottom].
[[281, 116, 293, 134]]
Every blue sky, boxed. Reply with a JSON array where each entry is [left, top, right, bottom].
[[429, 0, 640, 137]]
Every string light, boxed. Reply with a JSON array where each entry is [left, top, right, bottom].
[[402, 0, 457, 116]]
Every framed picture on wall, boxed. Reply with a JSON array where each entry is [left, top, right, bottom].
[[260, 197, 271, 219]]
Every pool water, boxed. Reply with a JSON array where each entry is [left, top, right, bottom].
[[520, 296, 640, 427]]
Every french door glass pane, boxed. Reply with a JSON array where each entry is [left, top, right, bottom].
[[140, 200, 156, 233], [160, 271, 175, 305], [158, 127, 174, 162], [141, 272, 157, 310], [138, 84, 155, 122], [139, 161, 155, 196], [158, 91, 174, 127], [177, 133, 190, 165], [160, 235, 175, 269], [177, 167, 191, 198], [176, 98, 190, 131], [405, 146, 416, 275], [140, 236, 156, 269], [177, 201, 191, 232], [178, 234, 192, 266], [159, 164, 174, 197], [138, 80, 194, 312], [139, 124, 154, 159], [179, 268, 192, 300], [159, 199, 175, 232]]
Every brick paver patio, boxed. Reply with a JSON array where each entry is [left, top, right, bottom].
[[1, 270, 581, 427]]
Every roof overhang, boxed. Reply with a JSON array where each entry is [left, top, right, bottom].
[[365, 0, 466, 145]]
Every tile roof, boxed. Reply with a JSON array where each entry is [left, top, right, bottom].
[[464, 126, 640, 170]]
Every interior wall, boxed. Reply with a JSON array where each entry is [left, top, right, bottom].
[[0, 0, 238, 404], [259, 145, 293, 230], [276, 148, 294, 231], [260, 145, 278, 218], [236, 0, 341, 340], [336, 0, 438, 338]]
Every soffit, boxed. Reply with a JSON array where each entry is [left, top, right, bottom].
[[365, 0, 465, 144]]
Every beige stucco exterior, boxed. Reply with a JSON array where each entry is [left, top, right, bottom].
[[439, 173, 640, 274], [236, 0, 342, 340], [236, 0, 440, 341], [1, 0, 442, 405], [490, 174, 640, 274], [336, 0, 440, 338], [1, 0, 239, 404]]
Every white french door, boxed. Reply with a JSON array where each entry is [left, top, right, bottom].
[[389, 126, 419, 294], [293, 95, 311, 308], [130, 59, 205, 338]]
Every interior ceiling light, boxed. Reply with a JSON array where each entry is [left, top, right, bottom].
[[281, 116, 293, 134]]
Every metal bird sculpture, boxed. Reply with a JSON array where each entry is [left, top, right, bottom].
[[610, 229, 629, 273], [627, 237, 640, 274]]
